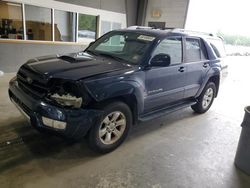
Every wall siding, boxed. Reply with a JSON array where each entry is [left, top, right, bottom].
[[55, 0, 126, 14], [0, 43, 86, 72], [145, 0, 189, 28]]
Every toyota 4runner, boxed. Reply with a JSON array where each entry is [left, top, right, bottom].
[[9, 27, 226, 153]]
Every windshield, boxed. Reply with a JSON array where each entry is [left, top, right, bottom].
[[86, 31, 156, 64]]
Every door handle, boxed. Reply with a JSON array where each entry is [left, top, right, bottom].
[[203, 62, 209, 68], [178, 66, 185, 72]]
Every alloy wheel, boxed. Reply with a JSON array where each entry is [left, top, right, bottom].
[[99, 111, 126, 145]]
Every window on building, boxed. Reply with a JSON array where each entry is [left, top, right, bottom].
[[186, 38, 207, 62], [0, 1, 23, 39], [112, 22, 122, 30], [100, 21, 122, 36], [78, 14, 97, 42], [0, 3, 103, 43], [54, 10, 76, 42], [25, 5, 52, 41], [153, 38, 182, 65], [101, 21, 111, 36]]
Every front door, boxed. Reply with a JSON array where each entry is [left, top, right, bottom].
[[144, 37, 186, 113]]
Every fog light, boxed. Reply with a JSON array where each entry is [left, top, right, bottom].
[[42, 117, 66, 130]]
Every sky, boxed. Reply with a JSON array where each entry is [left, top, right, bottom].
[[185, 0, 250, 36]]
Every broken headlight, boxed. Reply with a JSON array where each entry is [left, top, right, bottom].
[[50, 93, 83, 108]]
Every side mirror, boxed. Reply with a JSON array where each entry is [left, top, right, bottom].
[[151, 53, 171, 67]]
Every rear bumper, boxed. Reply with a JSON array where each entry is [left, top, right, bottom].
[[9, 77, 102, 139]]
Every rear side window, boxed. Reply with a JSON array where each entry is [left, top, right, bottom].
[[185, 38, 207, 62], [208, 38, 226, 58]]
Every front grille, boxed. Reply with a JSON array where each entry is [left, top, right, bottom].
[[17, 67, 49, 98], [9, 91, 31, 115]]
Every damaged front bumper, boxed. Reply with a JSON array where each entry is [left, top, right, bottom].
[[9, 78, 102, 139]]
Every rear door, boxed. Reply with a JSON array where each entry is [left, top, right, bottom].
[[184, 37, 210, 98]]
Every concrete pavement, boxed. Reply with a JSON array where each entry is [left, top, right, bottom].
[[0, 57, 250, 188]]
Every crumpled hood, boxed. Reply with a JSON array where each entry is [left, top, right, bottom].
[[22, 52, 133, 81]]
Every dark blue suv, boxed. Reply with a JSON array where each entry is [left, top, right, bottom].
[[9, 27, 225, 153]]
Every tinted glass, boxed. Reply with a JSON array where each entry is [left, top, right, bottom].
[[186, 38, 204, 62], [152, 38, 182, 65], [25, 5, 52, 41], [54, 10, 76, 42], [0, 1, 23, 39]]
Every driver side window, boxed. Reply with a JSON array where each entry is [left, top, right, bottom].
[[152, 38, 182, 65]]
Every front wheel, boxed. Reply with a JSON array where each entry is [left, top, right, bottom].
[[191, 82, 216, 114], [87, 102, 132, 153]]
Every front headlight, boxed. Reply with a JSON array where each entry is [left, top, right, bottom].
[[50, 93, 82, 108]]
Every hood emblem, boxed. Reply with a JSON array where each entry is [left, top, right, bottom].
[[26, 77, 33, 84]]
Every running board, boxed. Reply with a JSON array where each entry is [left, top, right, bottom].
[[139, 100, 197, 122]]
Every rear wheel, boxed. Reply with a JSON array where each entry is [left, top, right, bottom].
[[87, 102, 132, 153], [191, 82, 216, 114]]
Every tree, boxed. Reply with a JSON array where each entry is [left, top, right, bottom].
[[78, 14, 96, 32], [217, 31, 250, 47]]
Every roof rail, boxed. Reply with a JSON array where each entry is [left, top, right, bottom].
[[172, 28, 214, 36], [126, 26, 218, 38], [164, 27, 176, 30], [127, 26, 153, 30]]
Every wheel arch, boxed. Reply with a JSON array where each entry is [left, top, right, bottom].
[[207, 74, 220, 97], [89, 94, 139, 125], [85, 79, 145, 124], [196, 73, 220, 98]]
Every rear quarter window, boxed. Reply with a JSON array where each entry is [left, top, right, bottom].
[[208, 38, 226, 58]]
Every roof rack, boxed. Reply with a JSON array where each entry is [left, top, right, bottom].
[[172, 28, 214, 36], [164, 27, 176, 30], [126, 26, 217, 37], [127, 26, 153, 30]]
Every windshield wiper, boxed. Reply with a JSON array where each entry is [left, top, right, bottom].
[[98, 52, 125, 62], [85, 49, 99, 56], [86, 50, 134, 64]]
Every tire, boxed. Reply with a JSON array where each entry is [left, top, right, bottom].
[[191, 82, 216, 114], [87, 101, 132, 153]]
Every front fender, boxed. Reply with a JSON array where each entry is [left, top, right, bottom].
[[84, 77, 145, 114]]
